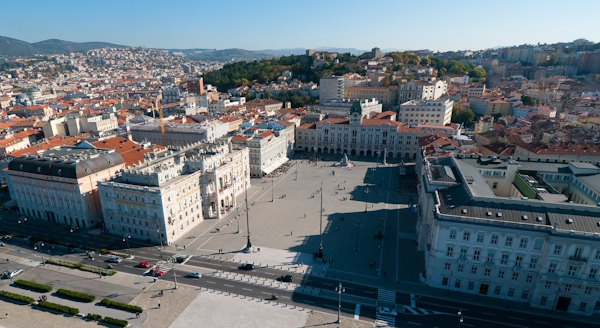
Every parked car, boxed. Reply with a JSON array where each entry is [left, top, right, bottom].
[[279, 275, 293, 283], [377, 307, 397, 316], [239, 264, 255, 271], [189, 272, 202, 279], [153, 269, 164, 277], [2, 269, 23, 279], [176, 256, 187, 263], [107, 256, 122, 263], [138, 261, 151, 268]]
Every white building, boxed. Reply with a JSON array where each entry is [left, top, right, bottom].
[[208, 98, 245, 114], [129, 120, 229, 146], [416, 153, 600, 316], [398, 97, 454, 126], [319, 76, 345, 102], [246, 131, 288, 177], [98, 148, 203, 246], [296, 102, 429, 160], [44, 112, 119, 137], [317, 98, 382, 116], [397, 80, 447, 104]]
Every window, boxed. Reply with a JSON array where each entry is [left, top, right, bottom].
[[458, 264, 464, 272], [445, 262, 451, 270], [463, 232, 470, 241], [595, 301, 600, 311], [515, 256, 523, 267], [529, 258, 538, 269], [501, 254, 509, 264], [545, 281, 552, 289], [508, 288, 515, 297], [589, 268, 598, 279], [520, 238, 528, 248], [484, 268, 491, 276], [471, 266, 477, 274], [526, 274, 533, 283], [505, 237, 513, 247], [494, 286, 501, 295], [533, 239, 543, 250], [498, 270, 505, 278], [473, 250, 481, 261], [487, 252, 495, 263], [454, 279, 461, 288], [595, 249, 600, 259], [579, 302, 587, 312], [492, 182, 498, 189], [449, 230, 456, 239], [564, 284, 572, 292], [447, 246, 454, 257], [460, 248, 468, 259], [521, 289, 529, 299], [574, 247, 583, 259], [476, 234, 484, 243], [512, 272, 519, 281], [442, 277, 449, 286], [553, 245, 562, 255], [468, 281, 474, 290], [567, 265, 579, 277], [491, 235, 498, 245], [548, 263, 557, 274], [540, 296, 548, 306], [585, 286, 593, 295]]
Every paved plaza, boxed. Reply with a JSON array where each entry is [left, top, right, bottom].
[[178, 155, 423, 288]]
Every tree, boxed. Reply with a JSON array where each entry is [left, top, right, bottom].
[[521, 95, 536, 106], [420, 58, 431, 67], [264, 91, 274, 99], [451, 104, 475, 125]]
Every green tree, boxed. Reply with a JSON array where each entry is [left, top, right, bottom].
[[451, 104, 475, 125], [264, 91, 274, 99], [521, 95, 536, 106], [420, 58, 431, 67]]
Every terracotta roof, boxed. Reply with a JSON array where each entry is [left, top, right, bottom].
[[297, 123, 316, 130], [8, 134, 92, 158], [91, 137, 164, 168], [231, 135, 250, 142], [257, 130, 274, 138]]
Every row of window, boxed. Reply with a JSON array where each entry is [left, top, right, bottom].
[[449, 230, 544, 249]]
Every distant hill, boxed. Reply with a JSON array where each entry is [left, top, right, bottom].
[[186, 48, 269, 62], [0, 35, 125, 57]]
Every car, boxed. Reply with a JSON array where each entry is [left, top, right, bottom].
[[1, 269, 23, 279], [176, 256, 187, 263], [153, 269, 164, 277], [107, 257, 122, 263], [377, 307, 397, 316], [279, 275, 293, 283], [138, 261, 151, 268], [239, 264, 255, 271], [189, 272, 202, 279]]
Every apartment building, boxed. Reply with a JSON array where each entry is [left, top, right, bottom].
[[469, 98, 511, 116], [245, 99, 283, 112], [7, 143, 126, 229], [398, 97, 454, 126], [417, 153, 600, 315], [317, 98, 382, 116], [98, 149, 202, 245], [343, 86, 399, 105], [398, 80, 447, 104], [319, 76, 345, 102], [8, 105, 53, 119]]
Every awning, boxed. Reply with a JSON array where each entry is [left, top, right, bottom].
[[262, 157, 289, 175]]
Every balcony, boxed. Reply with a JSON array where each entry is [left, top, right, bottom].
[[568, 256, 587, 262]]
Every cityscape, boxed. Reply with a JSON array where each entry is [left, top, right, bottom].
[[1, 1, 600, 328]]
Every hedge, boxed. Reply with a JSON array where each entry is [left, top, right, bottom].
[[14, 279, 52, 292], [86, 313, 102, 321], [37, 300, 79, 316], [102, 316, 129, 327], [100, 298, 143, 313], [56, 289, 95, 303], [46, 258, 116, 276], [0, 290, 34, 304]]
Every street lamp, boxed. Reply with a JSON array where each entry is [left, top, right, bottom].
[[335, 282, 345, 323], [317, 182, 324, 258], [364, 185, 369, 212], [34, 243, 45, 266], [271, 177, 274, 202], [156, 230, 163, 249], [355, 220, 360, 252], [236, 214, 240, 234], [123, 235, 131, 258], [458, 309, 464, 325], [170, 255, 178, 290], [244, 180, 252, 251]]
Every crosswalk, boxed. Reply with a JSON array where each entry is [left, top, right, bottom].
[[376, 289, 396, 327], [20, 258, 42, 267], [377, 288, 396, 303], [403, 306, 441, 315]]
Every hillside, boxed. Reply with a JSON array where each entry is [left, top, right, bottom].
[[0, 36, 125, 57], [187, 48, 268, 62]]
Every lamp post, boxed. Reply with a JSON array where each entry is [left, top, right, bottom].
[[156, 230, 163, 249], [458, 309, 464, 326], [170, 255, 178, 290], [271, 177, 274, 202], [317, 182, 324, 258], [335, 282, 345, 323], [364, 185, 369, 212], [123, 235, 131, 258], [295, 159, 298, 181], [244, 180, 252, 251], [34, 243, 45, 266], [355, 220, 360, 252]]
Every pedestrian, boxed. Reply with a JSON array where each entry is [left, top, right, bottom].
[[5, 312, 7, 318], [158, 302, 161, 309], [184, 245, 186, 250], [291, 231, 293, 236], [136, 312, 140, 318]]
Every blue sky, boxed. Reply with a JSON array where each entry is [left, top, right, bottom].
[[3, 0, 598, 51]]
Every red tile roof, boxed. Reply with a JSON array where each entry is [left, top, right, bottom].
[[91, 137, 164, 168]]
